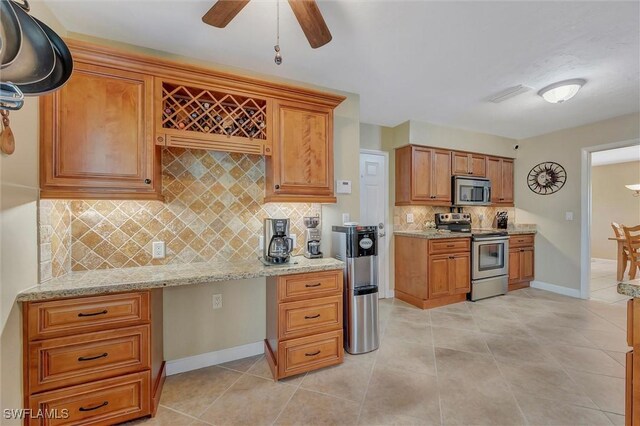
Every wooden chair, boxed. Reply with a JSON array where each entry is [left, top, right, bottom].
[[622, 224, 640, 280], [612, 222, 629, 275]]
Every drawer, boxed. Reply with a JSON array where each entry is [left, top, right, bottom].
[[428, 238, 470, 255], [279, 295, 342, 340], [27, 292, 150, 341], [28, 325, 150, 394], [28, 371, 150, 426], [278, 329, 343, 378], [278, 270, 342, 302], [510, 234, 535, 248], [629, 299, 635, 347], [626, 350, 633, 422]]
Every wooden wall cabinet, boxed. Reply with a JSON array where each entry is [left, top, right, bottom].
[[452, 152, 486, 177], [265, 270, 344, 380], [23, 291, 164, 425], [395, 236, 471, 309], [508, 234, 535, 291], [395, 145, 452, 206], [486, 156, 514, 206], [265, 100, 337, 203], [40, 59, 161, 200]]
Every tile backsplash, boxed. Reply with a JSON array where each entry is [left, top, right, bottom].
[[394, 205, 516, 231], [39, 148, 320, 280]]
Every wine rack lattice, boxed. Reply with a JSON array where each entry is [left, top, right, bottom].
[[161, 82, 268, 140]]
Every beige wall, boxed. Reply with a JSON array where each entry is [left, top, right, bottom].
[[591, 161, 640, 260], [516, 113, 640, 292], [360, 123, 383, 151], [0, 3, 65, 422]]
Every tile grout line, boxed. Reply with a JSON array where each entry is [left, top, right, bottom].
[[270, 371, 306, 425]]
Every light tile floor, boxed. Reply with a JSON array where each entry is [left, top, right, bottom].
[[591, 258, 628, 303], [128, 287, 630, 425]]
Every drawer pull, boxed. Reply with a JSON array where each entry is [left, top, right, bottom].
[[78, 352, 108, 362], [305, 350, 321, 357], [79, 401, 108, 412], [305, 283, 322, 288], [77, 310, 108, 317], [304, 314, 321, 319], [446, 244, 455, 248]]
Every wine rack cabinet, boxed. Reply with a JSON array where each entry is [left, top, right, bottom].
[[155, 78, 273, 155]]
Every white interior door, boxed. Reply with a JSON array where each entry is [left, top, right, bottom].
[[359, 151, 389, 298]]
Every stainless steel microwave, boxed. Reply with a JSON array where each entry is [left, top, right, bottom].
[[453, 176, 491, 206]]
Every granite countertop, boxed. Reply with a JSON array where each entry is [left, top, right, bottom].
[[618, 279, 640, 298], [17, 256, 345, 302], [394, 226, 537, 239]]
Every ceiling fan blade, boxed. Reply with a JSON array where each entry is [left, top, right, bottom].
[[287, 0, 332, 49], [202, 0, 250, 28]]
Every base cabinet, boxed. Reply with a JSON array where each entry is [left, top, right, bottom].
[[508, 234, 535, 291], [627, 299, 640, 426], [395, 236, 471, 309], [265, 270, 344, 380], [23, 291, 164, 425]]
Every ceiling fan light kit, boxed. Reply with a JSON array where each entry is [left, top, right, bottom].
[[538, 78, 586, 104]]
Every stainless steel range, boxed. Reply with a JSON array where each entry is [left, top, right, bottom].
[[435, 213, 509, 301]]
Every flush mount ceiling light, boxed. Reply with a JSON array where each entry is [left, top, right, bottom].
[[538, 79, 586, 104], [626, 184, 640, 196]]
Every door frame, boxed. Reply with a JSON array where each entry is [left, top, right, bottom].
[[359, 149, 391, 298], [580, 138, 640, 299]]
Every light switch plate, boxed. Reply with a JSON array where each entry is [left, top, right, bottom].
[[342, 213, 350, 224], [565, 211, 574, 221]]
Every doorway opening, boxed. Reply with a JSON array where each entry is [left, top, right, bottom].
[[359, 149, 390, 298], [583, 143, 640, 302]]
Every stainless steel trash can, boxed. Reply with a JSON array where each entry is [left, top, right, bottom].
[[332, 225, 379, 354]]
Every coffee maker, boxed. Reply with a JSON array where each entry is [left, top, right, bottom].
[[303, 216, 323, 259], [263, 218, 293, 264]]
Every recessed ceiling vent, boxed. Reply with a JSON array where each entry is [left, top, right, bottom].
[[488, 85, 532, 103]]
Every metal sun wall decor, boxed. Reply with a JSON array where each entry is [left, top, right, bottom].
[[527, 161, 567, 195]]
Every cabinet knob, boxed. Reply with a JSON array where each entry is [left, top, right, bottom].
[[156, 136, 164, 143], [275, 184, 280, 190], [144, 179, 152, 185]]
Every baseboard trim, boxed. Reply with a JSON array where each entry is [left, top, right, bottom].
[[530, 280, 581, 298], [166, 341, 264, 376]]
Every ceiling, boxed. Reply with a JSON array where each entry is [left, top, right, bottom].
[[592, 145, 640, 166], [43, 0, 640, 139]]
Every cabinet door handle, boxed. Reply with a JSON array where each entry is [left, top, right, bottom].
[[520, 249, 524, 252], [79, 401, 108, 412], [305, 350, 321, 357], [304, 314, 321, 319], [305, 283, 322, 288], [78, 352, 108, 362], [446, 244, 455, 248], [77, 310, 108, 317]]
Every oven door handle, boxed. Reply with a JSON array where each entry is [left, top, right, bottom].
[[473, 237, 509, 242]]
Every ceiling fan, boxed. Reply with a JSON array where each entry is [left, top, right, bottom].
[[202, 0, 332, 49]]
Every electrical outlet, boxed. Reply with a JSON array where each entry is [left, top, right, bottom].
[[565, 211, 574, 221], [479, 214, 485, 222], [212, 294, 222, 310], [342, 213, 350, 224], [406, 213, 414, 223], [152, 241, 165, 259], [290, 234, 297, 249], [258, 235, 264, 251]]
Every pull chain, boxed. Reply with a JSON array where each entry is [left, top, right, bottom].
[[274, 0, 282, 65]]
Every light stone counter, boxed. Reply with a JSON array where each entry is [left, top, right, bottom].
[[394, 226, 537, 240], [618, 279, 640, 298], [17, 256, 345, 302]]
